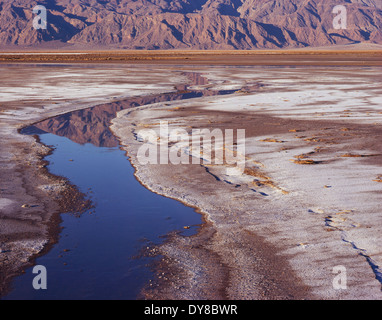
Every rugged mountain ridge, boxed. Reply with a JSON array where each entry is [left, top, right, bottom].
[[0, 0, 381, 49]]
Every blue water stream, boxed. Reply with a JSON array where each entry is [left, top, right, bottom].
[[3, 70, 243, 300], [3, 133, 201, 300]]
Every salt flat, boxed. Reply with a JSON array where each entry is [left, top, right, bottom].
[[111, 66, 382, 299], [1, 62, 381, 299]]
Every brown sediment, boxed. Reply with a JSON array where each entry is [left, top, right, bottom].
[[0, 50, 382, 66], [292, 159, 320, 165], [243, 167, 271, 180], [340, 153, 381, 158], [260, 138, 285, 143], [242, 167, 289, 194], [294, 152, 316, 159], [303, 137, 324, 142]]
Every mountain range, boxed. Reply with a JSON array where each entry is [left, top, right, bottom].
[[0, 0, 381, 49]]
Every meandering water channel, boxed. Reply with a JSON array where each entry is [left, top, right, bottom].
[[4, 72, 239, 300]]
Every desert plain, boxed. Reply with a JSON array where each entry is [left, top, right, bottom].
[[0, 51, 382, 300]]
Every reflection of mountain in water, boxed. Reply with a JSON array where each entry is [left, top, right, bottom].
[[23, 73, 251, 147]]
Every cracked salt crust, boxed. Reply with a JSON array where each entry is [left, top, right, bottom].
[[111, 66, 382, 299]]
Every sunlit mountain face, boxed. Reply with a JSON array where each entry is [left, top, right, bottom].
[[0, 0, 381, 49]]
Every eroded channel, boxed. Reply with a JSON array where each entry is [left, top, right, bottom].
[[3, 72, 245, 300]]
